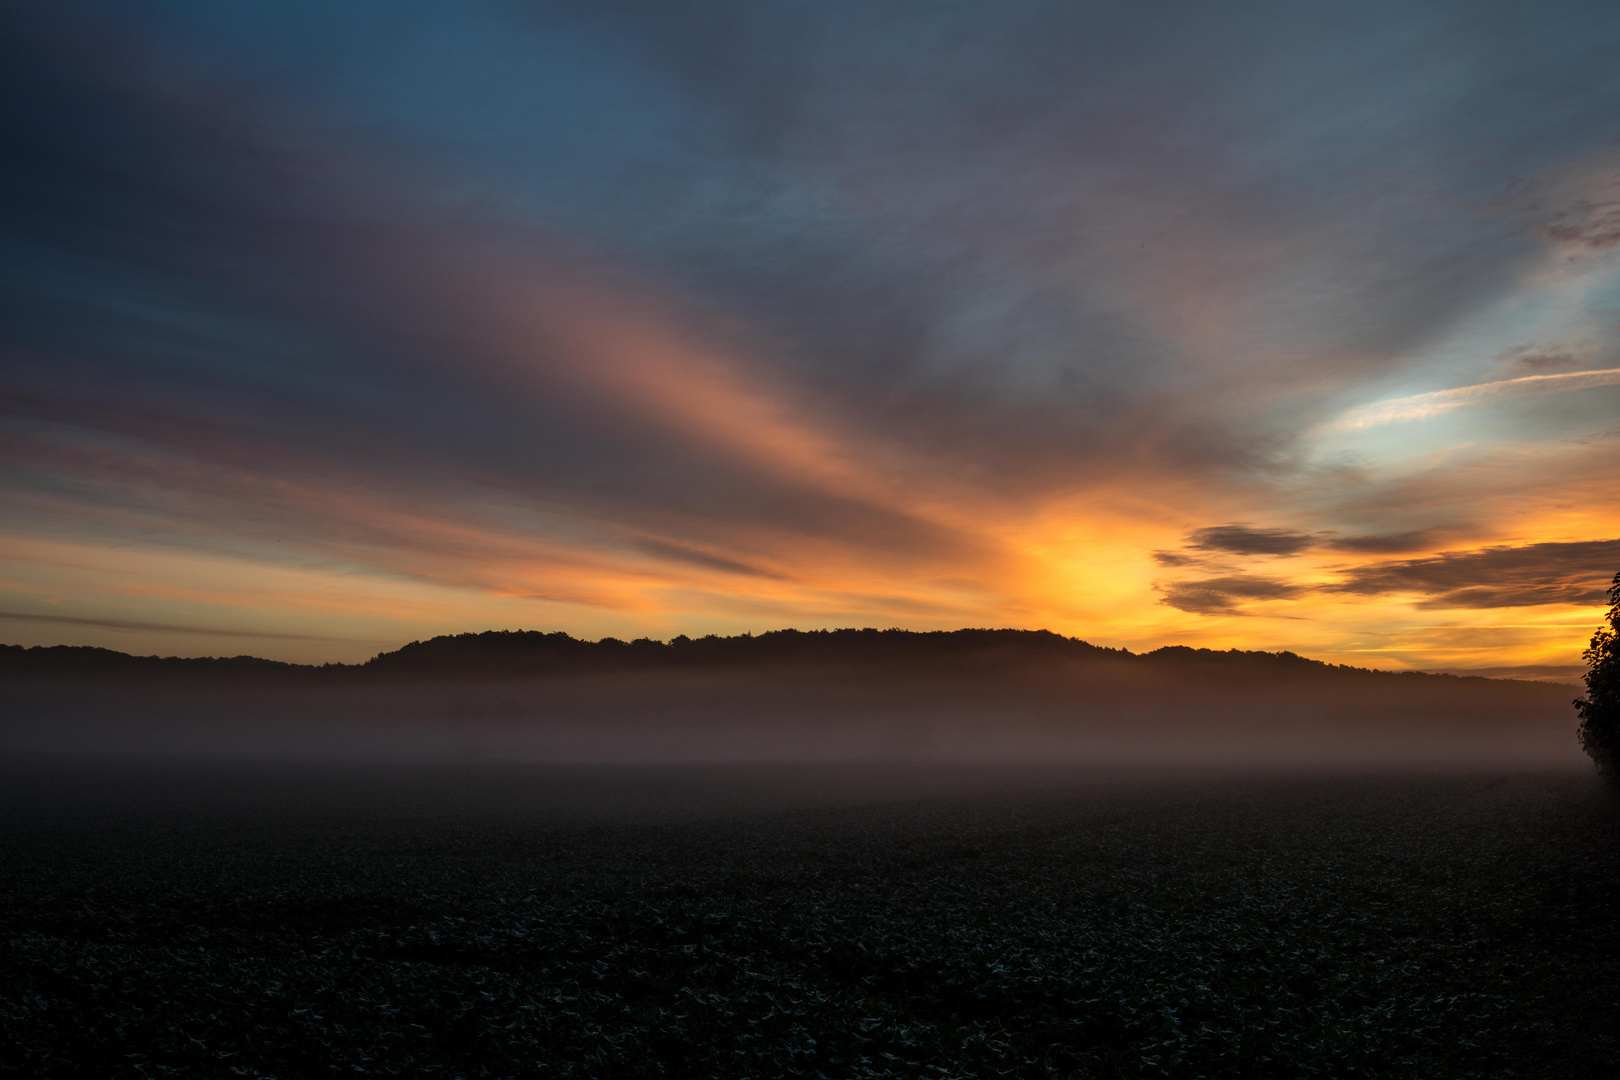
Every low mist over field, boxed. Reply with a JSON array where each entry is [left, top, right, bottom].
[[1, 629, 1581, 767]]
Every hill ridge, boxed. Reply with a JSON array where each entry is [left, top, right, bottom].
[[0, 628, 1566, 686]]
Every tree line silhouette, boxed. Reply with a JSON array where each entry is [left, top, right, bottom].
[[0, 626, 1561, 686], [1577, 571, 1620, 787]]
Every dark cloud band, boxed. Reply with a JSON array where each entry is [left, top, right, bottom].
[[1158, 576, 1305, 615], [1188, 525, 1317, 557], [1161, 539, 1620, 616], [1331, 539, 1620, 609]]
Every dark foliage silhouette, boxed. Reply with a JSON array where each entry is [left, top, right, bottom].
[[0, 629, 1545, 684], [1576, 571, 1620, 786], [0, 628, 1582, 765]]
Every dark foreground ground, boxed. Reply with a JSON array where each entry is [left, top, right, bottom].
[[2, 761, 1618, 1079]]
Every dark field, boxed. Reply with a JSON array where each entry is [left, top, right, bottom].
[[2, 762, 1618, 1078]]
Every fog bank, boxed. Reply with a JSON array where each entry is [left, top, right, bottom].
[[1, 648, 1583, 769]]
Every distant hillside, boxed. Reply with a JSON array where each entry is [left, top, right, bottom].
[[362, 628, 1125, 676], [0, 628, 1571, 688], [0, 629, 1581, 765], [0, 643, 302, 677]]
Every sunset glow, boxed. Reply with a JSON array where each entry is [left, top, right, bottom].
[[3, 2, 1618, 676]]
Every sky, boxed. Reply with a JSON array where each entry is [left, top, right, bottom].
[[3, 1, 1620, 676]]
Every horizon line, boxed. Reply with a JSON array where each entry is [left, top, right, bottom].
[[1, 626, 1587, 685]]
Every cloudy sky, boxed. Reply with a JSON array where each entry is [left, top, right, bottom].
[[3, 0, 1619, 674]]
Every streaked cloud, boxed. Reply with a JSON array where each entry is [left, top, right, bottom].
[[1158, 576, 1306, 616], [1188, 525, 1317, 557], [1156, 537, 1620, 618], [1331, 539, 1620, 609], [1332, 368, 1620, 430], [1539, 182, 1620, 251], [0, 610, 362, 642], [1324, 531, 1442, 554]]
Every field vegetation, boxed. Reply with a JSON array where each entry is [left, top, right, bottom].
[[2, 764, 1617, 1078]]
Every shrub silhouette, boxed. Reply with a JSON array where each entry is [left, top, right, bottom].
[[1576, 571, 1620, 787]]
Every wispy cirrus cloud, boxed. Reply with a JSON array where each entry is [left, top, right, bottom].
[[1331, 368, 1620, 430], [1539, 176, 1620, 251], [0, 610, 360, 642]]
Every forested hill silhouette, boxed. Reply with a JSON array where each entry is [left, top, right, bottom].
[[0, 644, 300, 678], [0, 628, 1567, 686], [2, 629, 1581, 765], [364, 628, 1124, 676]]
